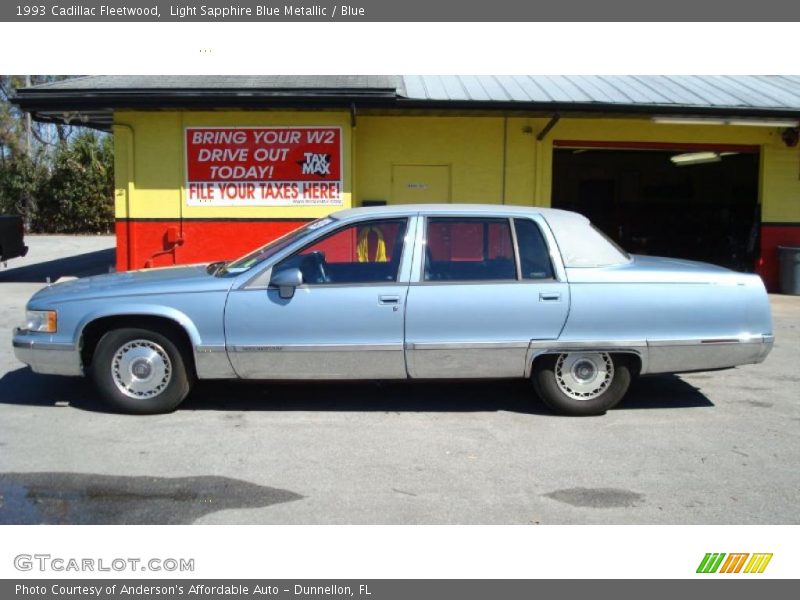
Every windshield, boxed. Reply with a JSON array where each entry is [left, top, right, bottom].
[[215, 217, 335, 276]]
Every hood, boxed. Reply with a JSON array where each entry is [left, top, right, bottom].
[[29, 264, 232, 304]]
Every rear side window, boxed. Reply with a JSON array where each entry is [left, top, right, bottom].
[[424, 218, 516, 281], [514, 218, 555, 280]]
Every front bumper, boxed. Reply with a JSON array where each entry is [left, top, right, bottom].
[[12, 328, 82, 376]]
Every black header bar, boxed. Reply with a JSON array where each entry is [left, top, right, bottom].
[[3, 0, 800, 22]]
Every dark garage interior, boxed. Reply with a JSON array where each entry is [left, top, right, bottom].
[[551, 146, 760, 271]]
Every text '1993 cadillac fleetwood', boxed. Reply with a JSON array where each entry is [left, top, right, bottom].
[[13, 205, 774, 415]]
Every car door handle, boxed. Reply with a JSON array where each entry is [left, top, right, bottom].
[[378, 295, 400, 305], [539, 292, 561, 302]]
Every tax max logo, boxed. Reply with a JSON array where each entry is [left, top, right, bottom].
[[696, 553, 773, 574]]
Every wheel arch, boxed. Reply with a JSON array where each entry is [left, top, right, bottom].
[[526, 346, 645, 378], [78, 310, 200, 376]]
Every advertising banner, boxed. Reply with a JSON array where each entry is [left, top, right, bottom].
[[185, 126, 343, 206]]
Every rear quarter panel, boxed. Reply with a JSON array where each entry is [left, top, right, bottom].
[[560, 264, 772, 374]]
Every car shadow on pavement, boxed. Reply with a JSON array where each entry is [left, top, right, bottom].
[[0, 368, 107, 412], [618, 375, 714, 409], [185, 374, 713, 413], [0, 368, 713, 414], [0, 248, 115, 283], [185, 379, 553, 414]]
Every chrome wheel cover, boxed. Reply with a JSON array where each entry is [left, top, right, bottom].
[[111, 339, 172, 399], [555, 352, 614, 401]]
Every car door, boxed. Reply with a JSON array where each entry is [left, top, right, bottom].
[[404, 214, 569, 378], [224, 217, 412, 379]]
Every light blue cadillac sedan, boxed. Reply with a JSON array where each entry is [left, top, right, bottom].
[[12, 205, 774, 416]]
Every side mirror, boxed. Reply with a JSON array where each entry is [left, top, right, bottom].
[[270, 268, 303, 299]]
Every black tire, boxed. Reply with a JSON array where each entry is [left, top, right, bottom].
[[532, 352, 632, 416], [91, 327, 193, 414]]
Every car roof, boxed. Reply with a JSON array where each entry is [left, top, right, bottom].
[[331, 204, 630, 268], [332, 203, 584, 220]]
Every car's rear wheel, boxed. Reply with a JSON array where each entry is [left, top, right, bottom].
[[91, 328, 193, 414], [532, 352, 632, 416]]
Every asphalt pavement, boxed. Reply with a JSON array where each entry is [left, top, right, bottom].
[[1, 236, 798, 524]]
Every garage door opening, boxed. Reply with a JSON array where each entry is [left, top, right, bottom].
[[551, 142, 760, 271]]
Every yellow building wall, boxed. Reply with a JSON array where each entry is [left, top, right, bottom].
[[355, 116, 506, 203], [114, 111, 799, 224], [761, 143, 800, 222]]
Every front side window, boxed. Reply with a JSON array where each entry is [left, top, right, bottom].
[[273, 218, 408, 285], [424, 218, 516, 281], [216, 217, 335, 276]]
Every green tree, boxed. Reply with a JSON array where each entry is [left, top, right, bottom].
[[0, 75, 113, 232], [35, 131, 114, 233]]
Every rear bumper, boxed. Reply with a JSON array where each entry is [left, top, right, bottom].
[[645, 334, 774, 374], [12, 329, 82, 376]]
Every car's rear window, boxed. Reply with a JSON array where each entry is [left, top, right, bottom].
[[544, 211, 630, 268]]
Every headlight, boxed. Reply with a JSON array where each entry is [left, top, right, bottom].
[[25, 310, 57, 333]]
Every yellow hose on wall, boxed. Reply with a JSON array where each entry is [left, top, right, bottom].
[[357, 226, 388, 262]]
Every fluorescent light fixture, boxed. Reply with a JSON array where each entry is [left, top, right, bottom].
[[670, 151, 722, 166], [652, 117, 726, 126], [727, 119, 800, 128], [654, 116, 799, 128]]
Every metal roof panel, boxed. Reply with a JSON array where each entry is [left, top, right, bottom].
[[433, 75, 798, 113], [14, 75, 800, 121], [458, 75, 494, 101]]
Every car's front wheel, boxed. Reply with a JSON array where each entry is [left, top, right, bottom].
[[532, 352, 632, 416], [91, 328, 193, 414]]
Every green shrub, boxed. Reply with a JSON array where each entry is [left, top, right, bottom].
[[0, 154, 44, 217], [32, 132, 114, 233]]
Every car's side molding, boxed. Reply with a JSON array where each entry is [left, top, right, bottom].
[[405, 341, 530, 351], [228, 343, 403, 353]]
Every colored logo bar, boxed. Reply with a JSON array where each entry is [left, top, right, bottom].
[[697, 553, 773, 574]]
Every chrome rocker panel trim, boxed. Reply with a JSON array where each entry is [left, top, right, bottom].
[[226, 343, 406, 380], [15, 331, 773, 381], [193, 344, 237, 379]]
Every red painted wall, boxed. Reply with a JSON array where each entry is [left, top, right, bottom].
[[115, 219, 310, 271], [758, 224, 800, 292]]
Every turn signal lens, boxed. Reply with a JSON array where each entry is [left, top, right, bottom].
[[25, 310, 57, 333]]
